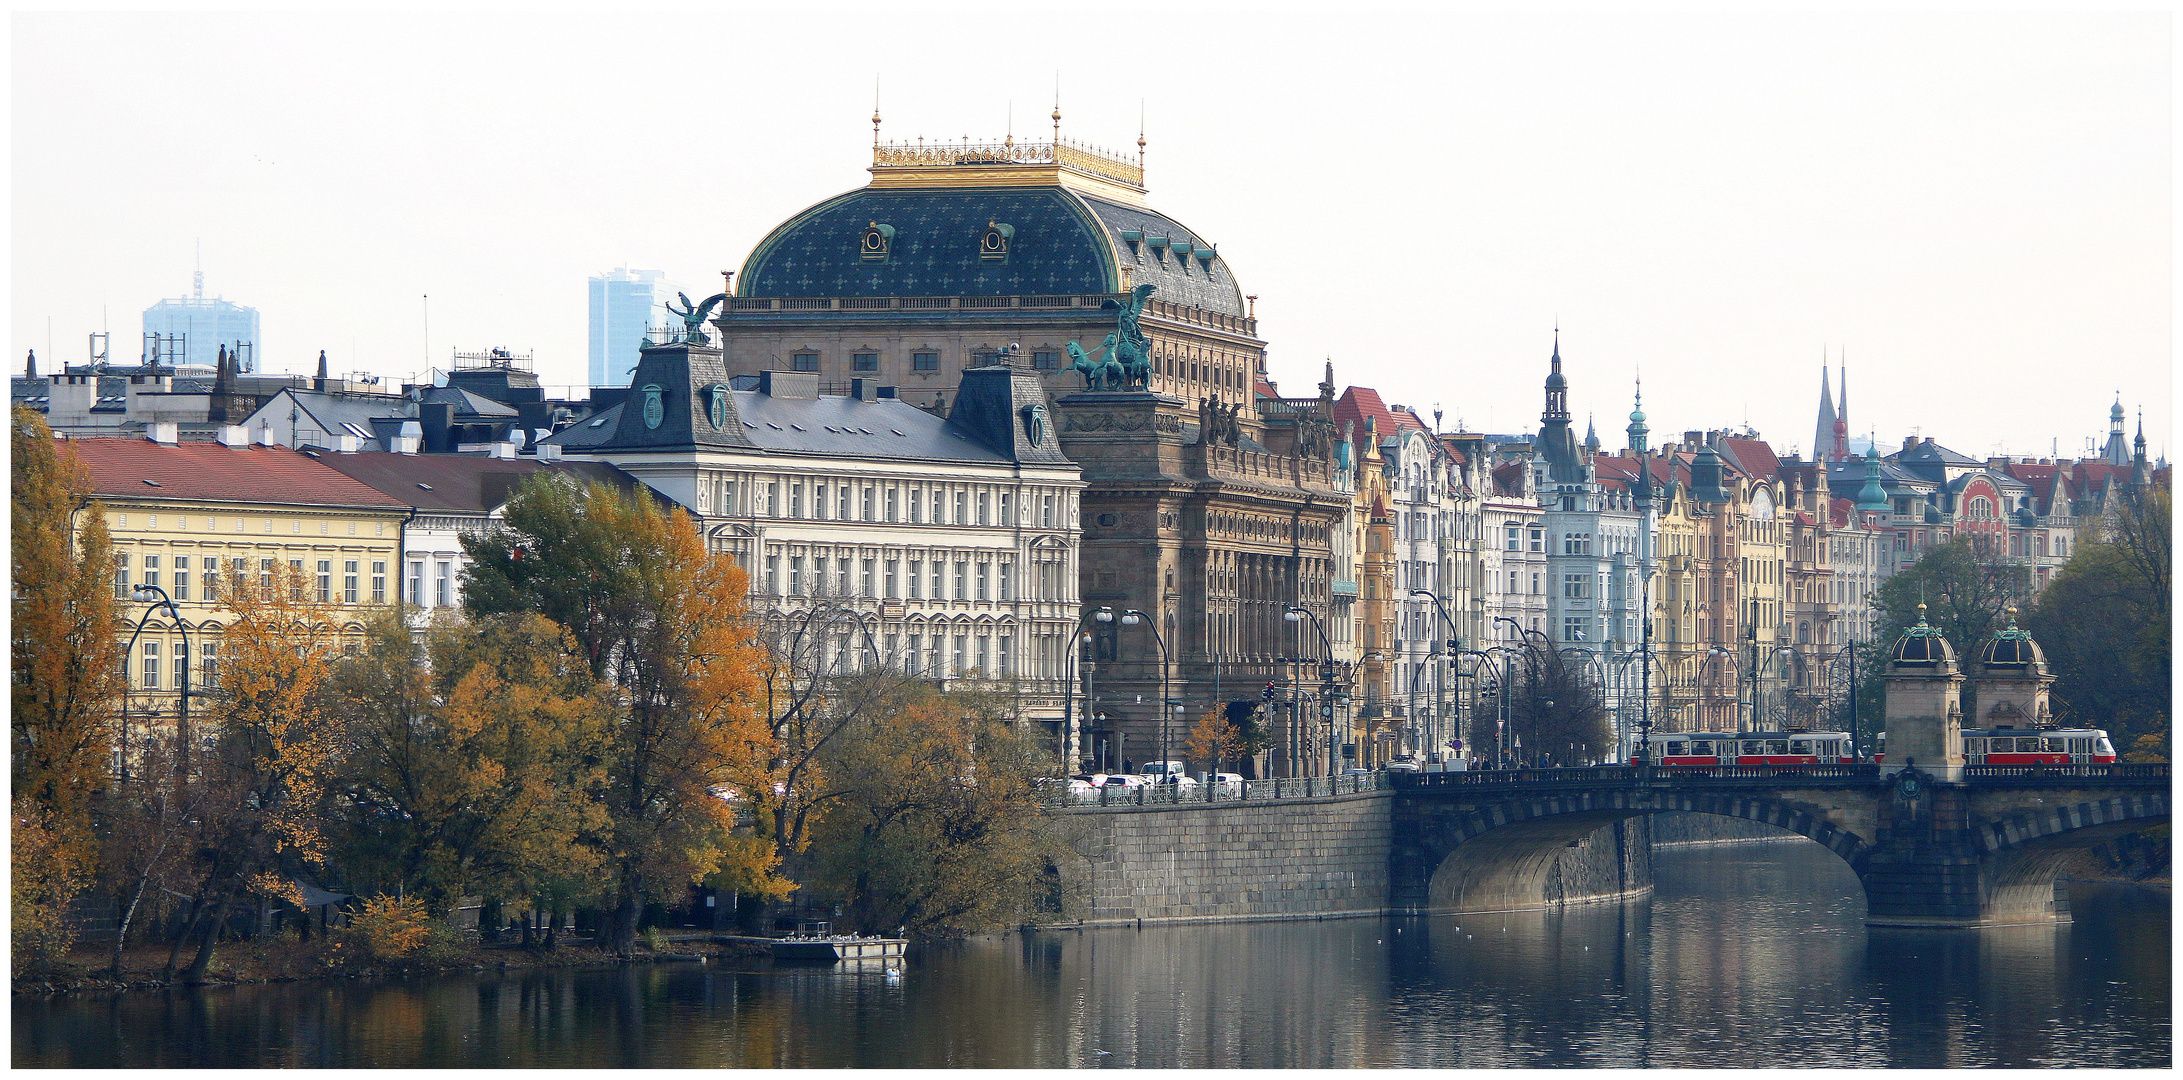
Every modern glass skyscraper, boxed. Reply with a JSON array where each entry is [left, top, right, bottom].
[[142, 276, 259, 371], [588, 267, 678, 388]]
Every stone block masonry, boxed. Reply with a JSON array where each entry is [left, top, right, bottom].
[[1047, 791, 1646, 926]]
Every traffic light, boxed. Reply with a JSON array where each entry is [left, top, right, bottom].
[[1261, 682, 1278, 703]]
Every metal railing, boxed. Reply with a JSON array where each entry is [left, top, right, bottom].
[[1041, 771, 1391, 810], [1396, 763, 1883, 788], [1963, 763, 2169, 782]]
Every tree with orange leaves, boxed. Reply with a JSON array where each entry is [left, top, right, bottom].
[[163, 558, 346, 982], [10, 407, 122, 972], [1184, 707, 1247, 776], [464, 476, 789, 955]]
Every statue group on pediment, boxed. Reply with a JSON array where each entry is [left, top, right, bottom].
[[1066, 284, 1157, 391], [1200, 395, 1242, 446]]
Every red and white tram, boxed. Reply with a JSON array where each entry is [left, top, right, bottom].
[[1649, 730, 1856, 766], [1875, 728, 2117, 765]]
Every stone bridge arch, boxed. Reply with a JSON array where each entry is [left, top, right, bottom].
[[1393, 790, 1875, 914], [1913, 792, 2174, 927]]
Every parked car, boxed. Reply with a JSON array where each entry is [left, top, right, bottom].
[[1210, 772, 1245, 793], [1384, 759, 1422, 773], [1343, 767, 1374, 778]]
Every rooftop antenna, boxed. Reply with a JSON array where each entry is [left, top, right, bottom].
[[194, 240, 203, 300], [422, 294, 430, 371], [871, 76, 882, 147]]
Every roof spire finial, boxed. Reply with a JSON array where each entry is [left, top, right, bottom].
[[1005, 99, 1013, 148], [1051, 74, 1061, 147], [871, 76, 882, 148], [1137, 99, 1147, 170]]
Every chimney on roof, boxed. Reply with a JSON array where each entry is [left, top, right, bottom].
[[216, 424, 249, 448], [1684, 431, 1701, 449], [489, 441, 516, 460], [146, 422, 179, 446], [333, 432, 361, 454], [536, 443, 562, 462]]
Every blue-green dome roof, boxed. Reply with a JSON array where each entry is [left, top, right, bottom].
[[738, 185, 1246, 316]]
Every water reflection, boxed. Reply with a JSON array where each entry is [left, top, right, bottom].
[[14, 844, 2168, 1068]]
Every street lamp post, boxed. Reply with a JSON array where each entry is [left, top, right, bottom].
[[1119, 609, 1172, 774], [1283, 606, 1339, 775], [1061, 607, 1116, 772], [1411, 589, 1462, 763], [121, 584, 194, 780]]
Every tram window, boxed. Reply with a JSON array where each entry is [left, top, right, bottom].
[[1790, 740, 1813, 755], [1743, 741, 1763, 755], [1965, 739, 1985, 755], [1691, 741, 1712, 755], [1765, 740, 1789, 755], [2045, 738, 2067, 754], [1666, 742, 1687, 756]]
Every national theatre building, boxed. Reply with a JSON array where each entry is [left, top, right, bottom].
[[704, 119, 1347, 774]]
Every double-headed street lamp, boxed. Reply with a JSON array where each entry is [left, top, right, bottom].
[[1410, 589, 1462, 763], [121, 583, 196, 781], [1061, 607, 1117, 771], [1283, 606, 1341, 776]]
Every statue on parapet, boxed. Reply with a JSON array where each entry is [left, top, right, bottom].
[[664, 292, 729, 344]]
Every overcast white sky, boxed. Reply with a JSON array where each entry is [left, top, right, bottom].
[[11, 9, 2171, 461]]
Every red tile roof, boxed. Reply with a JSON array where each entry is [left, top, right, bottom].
[[1333, 386, 1429, 441], [1717, 437, 1780, 480], [65, 437, 409, 510]]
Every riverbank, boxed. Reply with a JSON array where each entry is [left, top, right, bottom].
[[13, 935, 770, 997]]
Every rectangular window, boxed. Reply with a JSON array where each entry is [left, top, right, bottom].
[[975, 635, 989, 675], [173, 557, 190, 601], [142, 641, 160, 689], [1529, 528, 1544, 552], [722, 479, 738, 515], [789, 556, 804, 596], [913, 351, 939, 371], [852, 351, 878, 371], [1031, 350, 1059, 370], [143, 555, 161, 590], [886, 487, 898, 522], [262, 559, 276, 592], [371, 561, 386, 604], [203, 558, 220, 603], [837, 557, 851, 594], [886, 560, 899, 598], [766, 483, 779, 517], [861, 558, 875, 597], [1042, 494, 1055, 527], [955, 490, 967, 523], [436, 562, 452, 608], [976, 563, 989, 601], [931, 560, 943, 599], [409, 561, 425, 605], [998, 492, 1011, 524], [954, 561, 968, 600], [316, 560, 332, 602], [344, 560, 359, 604], [1563, 573, 1588, 599], [997, 633, 1011, 675], [906, 634, 922, 675], [1508, 570, 1517, 594], [910, 489, 922, 523], [1564, 616, 1585, 641], [790, 483, 803, 519], [114, 553, 130, 599], [766, 554, 780, 594], [953, 634, 967, 676], [200, 641, 218, 690], [908, 559, 922, 599], [999, 563, 1012, 601], [814, 484, 827, 519], [862, 487, 874, 521], [792, 352, 819, 372], [977, 492, 989, 526]]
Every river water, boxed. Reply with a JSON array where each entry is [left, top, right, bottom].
[[13, 842, 2170, 1068]]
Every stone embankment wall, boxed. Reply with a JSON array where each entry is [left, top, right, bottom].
[[1048, 793, 1648, 926]]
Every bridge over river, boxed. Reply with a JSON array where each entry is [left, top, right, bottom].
[[1044, 764, 2168, 930]]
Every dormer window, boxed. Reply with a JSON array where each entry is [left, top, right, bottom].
[[706, 384, 731, 430], [980, 221, 1014, 262], [860, 222, 894, 262]]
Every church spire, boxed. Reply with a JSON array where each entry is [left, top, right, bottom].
[[1813, 351, 1835, 463], [1626, 375, 1649, 454]]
